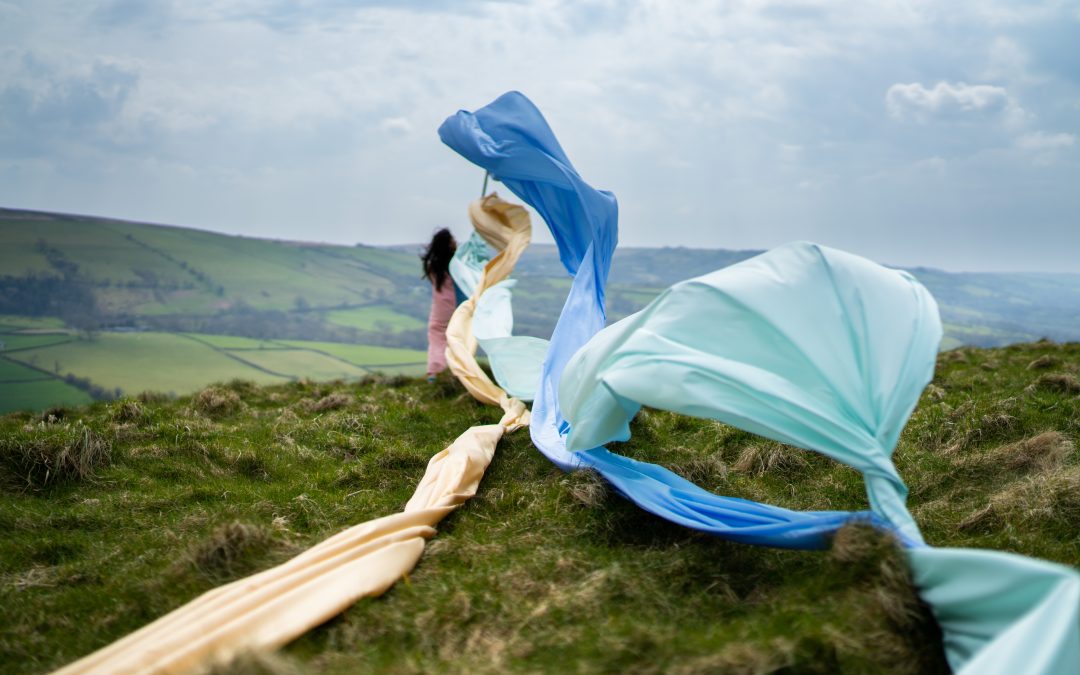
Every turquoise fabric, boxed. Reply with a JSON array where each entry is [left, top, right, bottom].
[[560, 242, 938, 545], [910, 547, 1080, 673], [440, 91, 1080, 673]]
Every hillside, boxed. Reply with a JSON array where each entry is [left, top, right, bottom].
[[0, 315, 427, 414], [3, 207, 1080, 415], [5, 207, 1080, 350], [2, 341, 1078, 673]]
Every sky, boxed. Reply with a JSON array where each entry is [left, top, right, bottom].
[[1, 0, 1078, 273]]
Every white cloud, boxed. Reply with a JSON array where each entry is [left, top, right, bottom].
[[1016, 131, 1076, 152], [380, 116, 413, 136], [885, 81, 1012, 121]]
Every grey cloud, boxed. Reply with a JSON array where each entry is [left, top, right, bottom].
[[0, 54, 139, 157]]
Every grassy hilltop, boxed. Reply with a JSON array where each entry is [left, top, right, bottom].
[[2, 341, 1079, 673]]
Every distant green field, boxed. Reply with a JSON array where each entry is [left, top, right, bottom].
[[0, 327, 429, 412], [182, 333, 284, 350], [231, 349, 371, 380], [276, 340, 426, 367], [0, 315, 67, 330], [4, 333, 288, 396], [325, 305, 424, 332], [0, 358, 51, 381], [0, 378, 93, 413], [0, 333, 74, 352]]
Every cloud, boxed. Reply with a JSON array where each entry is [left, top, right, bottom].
[[380, 116, 413, 136], [1016, 130, 1076, 151], [885, 81, 1012, 121], [0, 53, 140, 157]]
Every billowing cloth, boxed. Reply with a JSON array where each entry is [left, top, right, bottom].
[[447, 195, 549, 402], [52, 422, 519, 674], [440, 92, 617, 471], [561, 242, 933, 547], [440, 90, 1080, 673], [426, 275, 457, 376]]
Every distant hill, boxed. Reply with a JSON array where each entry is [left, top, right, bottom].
[[3, 206, 1080, 413]]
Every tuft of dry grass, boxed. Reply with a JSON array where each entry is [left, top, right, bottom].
[[562, 470, 609, 508], [137, 390, 171, 404], [993, 431, 1073, 473], [959, 467, 1080, 533], [668, 452, 729, 487], [304, 392, 352, 413], [191, 386, 243, 417], [733, 442, 808, 476], [1027, 355, 1058, 370], [187, 521, 287, 582], [108, 399, 144, 424], [1035, 373, 1080, 394], [0, 422, 110, 488]]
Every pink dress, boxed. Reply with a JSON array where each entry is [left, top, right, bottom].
[[426, 276, 457, 376]]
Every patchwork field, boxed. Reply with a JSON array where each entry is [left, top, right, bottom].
[[0, 317, 427, 414], [326, 306, 425, 333]]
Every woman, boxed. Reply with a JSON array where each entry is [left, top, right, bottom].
[[420, 228, 458, 380]]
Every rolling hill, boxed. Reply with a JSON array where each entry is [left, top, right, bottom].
[[2, 206, 1079, 413]]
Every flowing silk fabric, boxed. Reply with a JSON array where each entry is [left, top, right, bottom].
[[448, 197, 548, 401], [440, 90, 1080, 673]]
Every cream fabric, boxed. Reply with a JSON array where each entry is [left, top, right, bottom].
[[444, 194, 532, 428]]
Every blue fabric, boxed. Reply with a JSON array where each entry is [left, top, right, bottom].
[[439, 92, 885, 547], [441, 91, 617, 470], [440, 91, 1080, 673]]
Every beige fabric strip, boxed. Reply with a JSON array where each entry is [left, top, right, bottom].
[[444, 194, 533, 430], [53, 194, 533, 674]]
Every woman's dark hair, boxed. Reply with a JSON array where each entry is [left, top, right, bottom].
[[421, 228, 457, 291]]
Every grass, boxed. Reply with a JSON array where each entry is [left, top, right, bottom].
[[183, 334, 285, 350], [0, 334, 75, 353], [4, 333, 288, 395], [0, 330, 428, 412], [1, 342, 1077, 673], [0, 359, 51, 382], [274, 340, 426, 368], [325, 306, 425, 333], [0, 380, 94, 414], [231, 349, 371, 381], [0, 316, 67, 331]]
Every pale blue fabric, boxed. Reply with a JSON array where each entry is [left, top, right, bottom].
[[448, 230, 547, 401], [440, 91, 1080, 673]]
